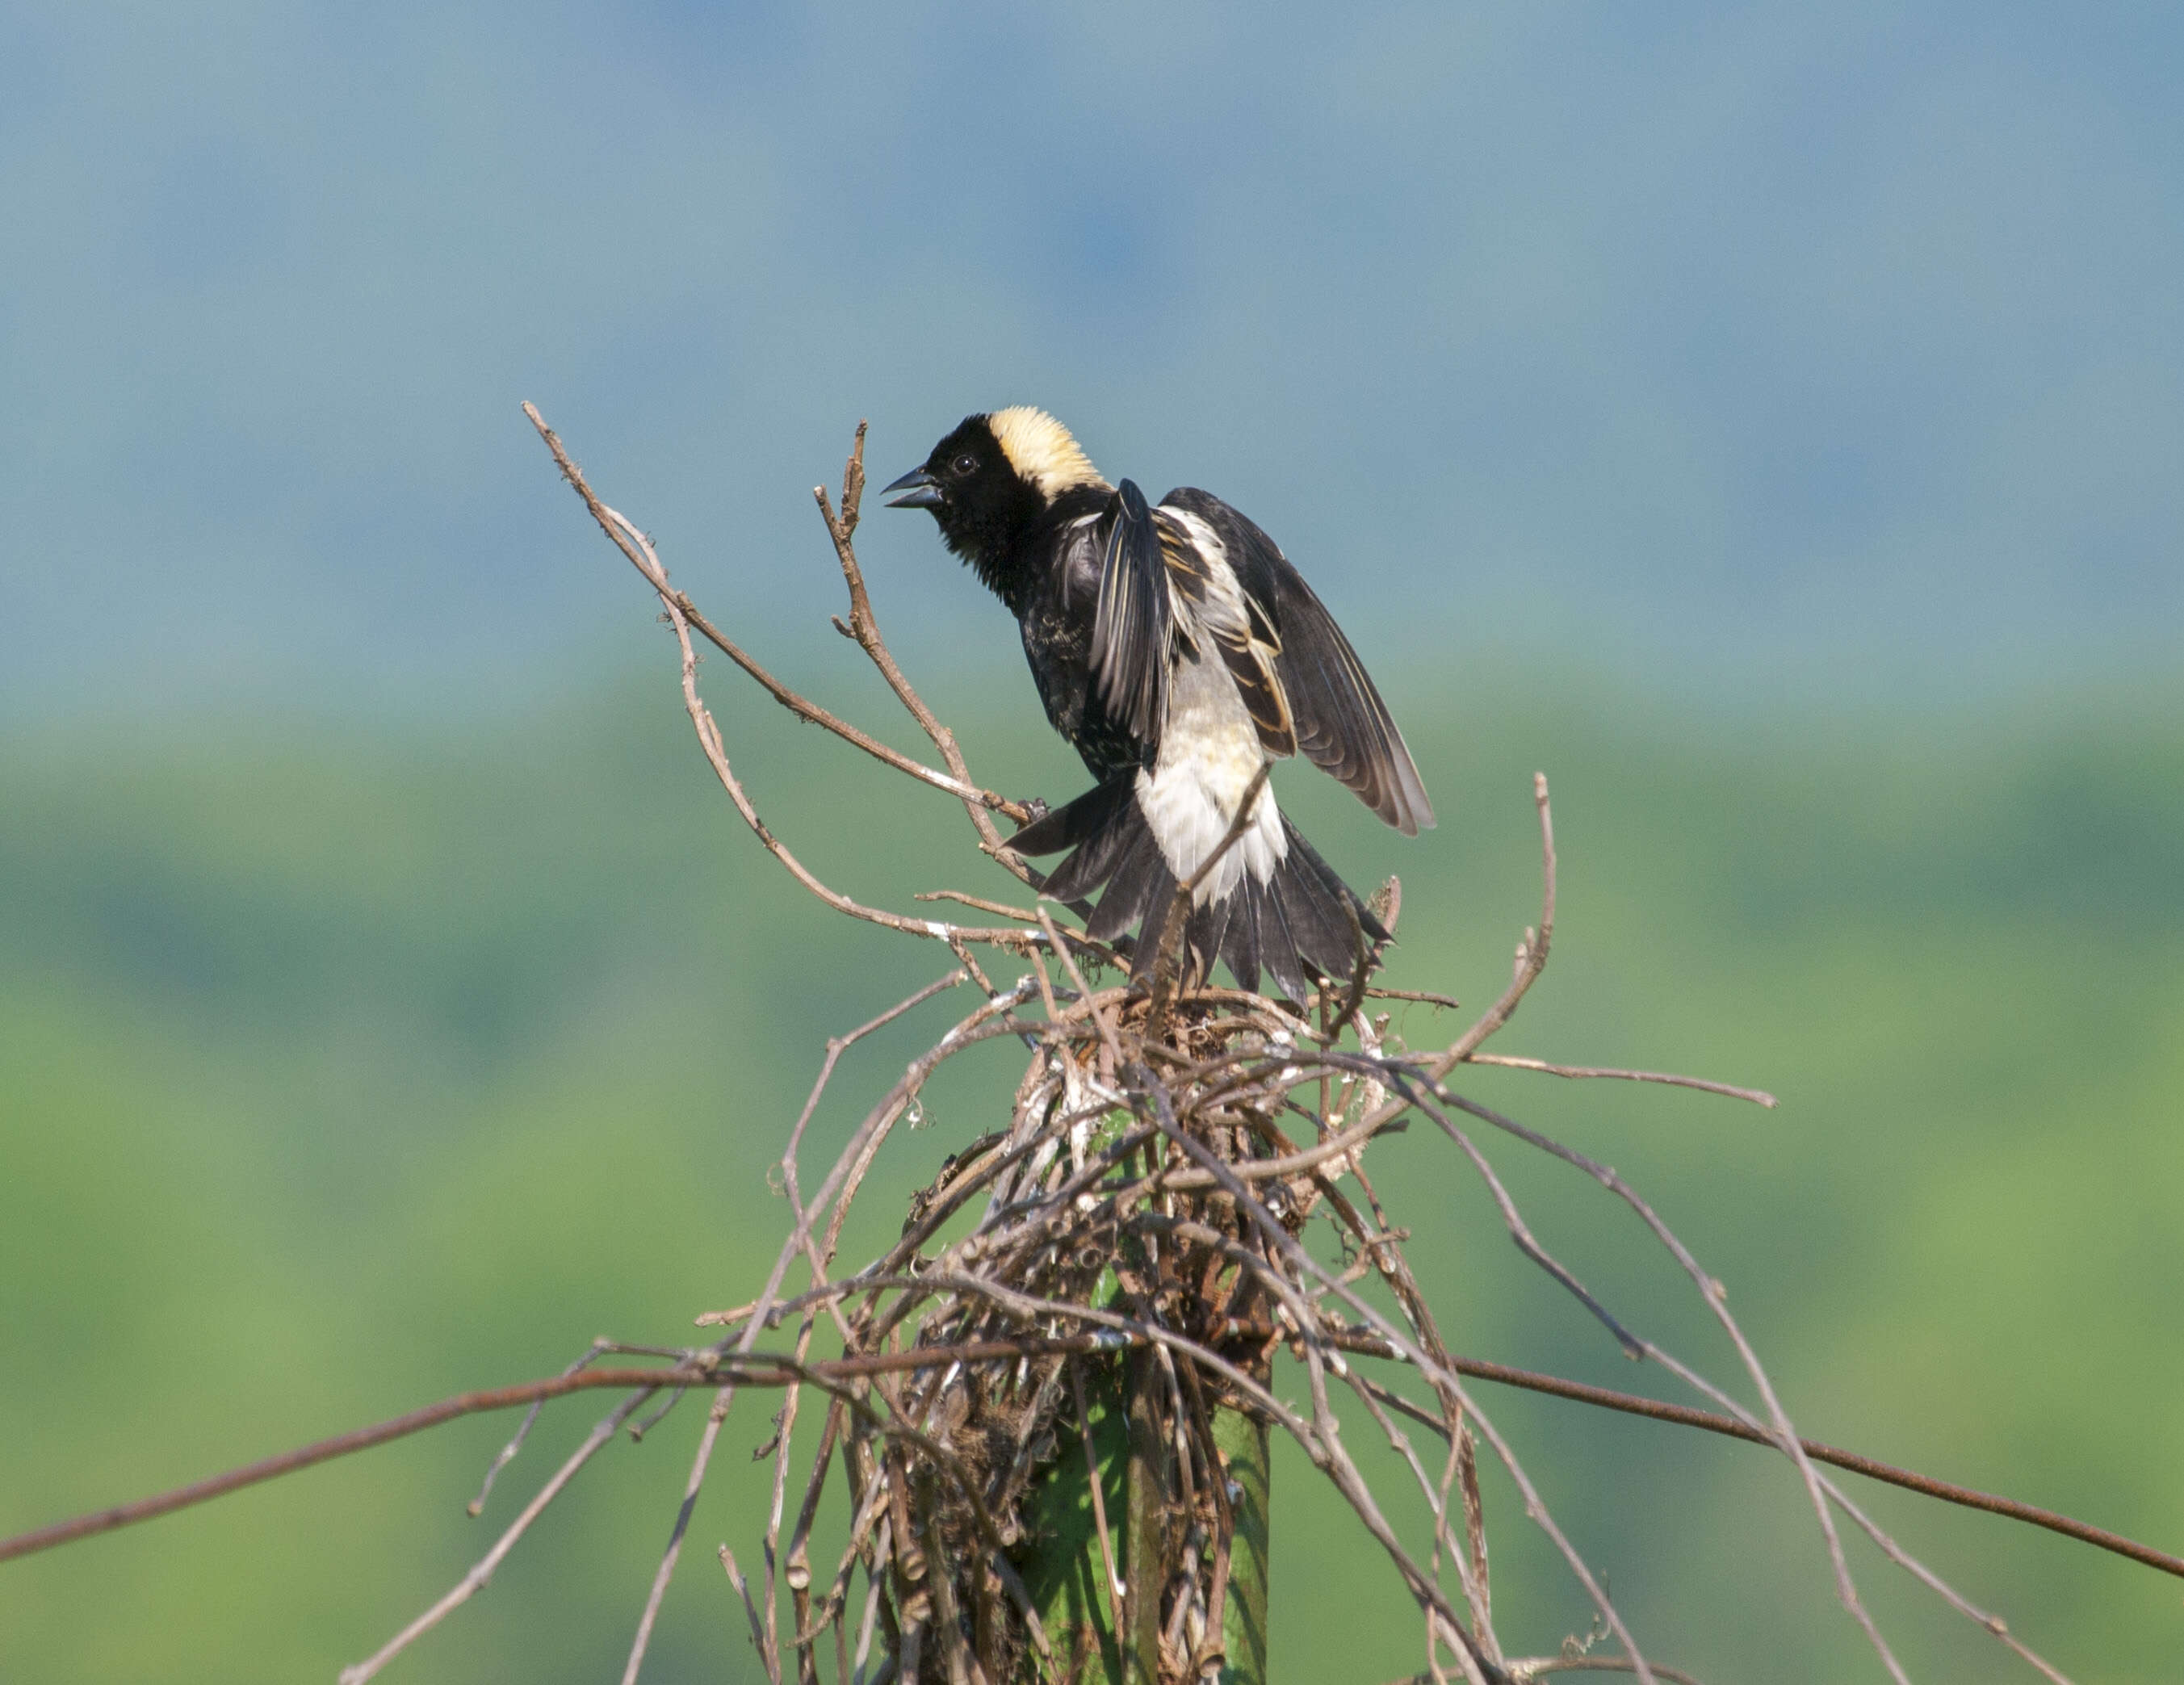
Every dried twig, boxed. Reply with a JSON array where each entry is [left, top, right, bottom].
[[1462, 1054, 1775, 1109], [620, 1385, 738, 1685], [812, 424, 1044, 890], [338, 1388, 659, 1684], [523, 404, 1029, 828], [525, 405, 1045, 953], [1436, 771, 1555, 1071], [12, 1343, 2169, 1589]]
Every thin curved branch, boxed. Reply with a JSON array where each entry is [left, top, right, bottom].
[[1462, 1054, 1776, 1109], [813, 428, 1043, 888], [526, 404, 1053, 951], [1435, 770, 1556, 1072], [1338, 1360, 2184, 1580], [340, 1386, 660, 1684], [916, 888, 1046, 924], [1435, 1081, 1926, 1677], [12, 1342, 2175, 1589], [524, 404, 1027, 824], [618, 1384, 736, 1685]]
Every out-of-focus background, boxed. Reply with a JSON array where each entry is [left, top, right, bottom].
[[2, 6, 2179, 1682]]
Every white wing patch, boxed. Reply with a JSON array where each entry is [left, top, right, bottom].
[[1158, 507, 1250, 639], [988, 407, 1110, 499], [1157, 503, 1296, 757]]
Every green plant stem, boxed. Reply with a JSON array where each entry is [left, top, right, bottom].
[[1214, 1406, 1271, 1685]]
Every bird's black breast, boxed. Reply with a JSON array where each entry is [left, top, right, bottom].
[[1017, 509, 1145, 781]]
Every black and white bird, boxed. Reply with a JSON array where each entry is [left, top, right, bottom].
[[884, 408, 1432, 1000]]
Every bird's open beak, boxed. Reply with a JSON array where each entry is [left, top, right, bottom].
[[882, 467, 944, 509]]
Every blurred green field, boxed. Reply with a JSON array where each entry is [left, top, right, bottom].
[[2, 659, 2179, 1683]]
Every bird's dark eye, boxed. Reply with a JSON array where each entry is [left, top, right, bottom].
[[950, 452, 979, 478]]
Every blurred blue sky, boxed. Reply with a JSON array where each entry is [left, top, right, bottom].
[[2, 2, 2178, 721]]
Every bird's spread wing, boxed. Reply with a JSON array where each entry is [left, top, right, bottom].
[[1155, 508, 1295, 756], [1160, 487, 1436, 836], [1089, 479, 1172, 744]]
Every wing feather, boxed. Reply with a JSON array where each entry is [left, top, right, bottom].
[[1089, 480, 1171, 744], [1160, 488, 1435, 835], [1155, 512, 1296, 755]]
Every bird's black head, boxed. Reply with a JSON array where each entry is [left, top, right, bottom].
[[883, 409, 1109, 598]]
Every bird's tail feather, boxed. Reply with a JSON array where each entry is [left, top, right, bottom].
[[1012, 780, 1387, 998]]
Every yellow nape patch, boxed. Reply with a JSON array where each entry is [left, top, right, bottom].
[[987, 406, 1109, 498]]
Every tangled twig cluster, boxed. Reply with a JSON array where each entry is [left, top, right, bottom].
[[10, 410, 2165, 1685], [483, 411, 2083, 1685]]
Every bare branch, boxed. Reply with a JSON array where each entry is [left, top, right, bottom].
[[1463, 1054, 1776, 1109], [916, 888, 1048, 924], [620, 1385, 738, 1685], [1435, 771, 1555, 1072], [524, 404, 1045, 952], [812, 427, 1044, 889], [339, 1387, 659, 1684], [1367, 987, 1464, 1010], [15, 1336, 2171, 1597], [525, 403, 1028, 825], [721, 1545, 777, 1682], [1432, 1086, 1903, 1678], [467, 1335, 610, 1515]]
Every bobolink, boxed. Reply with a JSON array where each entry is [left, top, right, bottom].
[[886, 408, 1432, 1000]]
